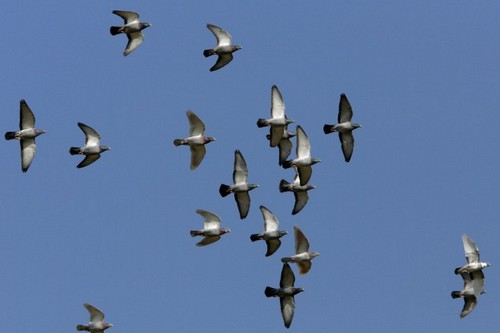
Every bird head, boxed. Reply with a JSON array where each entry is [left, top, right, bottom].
[[310, 251, 320, 259], [233, 45, 242, 52], [36, 129, 46, 136], [311, 158, 321, 165], [101, 146, 111, 152], [221, 228, 231, 234], [482, 262, 492, 268], [206, 136, 216, 143]]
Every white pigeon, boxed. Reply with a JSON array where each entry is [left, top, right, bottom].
[[76, 303, 113, 333], [190, 209, 230, 246], [250, 205, 288, 256], [451, 270, 486, 318], [279, 167, 316, 215], [282, 126, 320, 186], [69, 123, 111, 168], [281, 225, 319, 274], [455, 234, 491, 274], [203, 24, 242, 71], [110, 10, 151, 56]]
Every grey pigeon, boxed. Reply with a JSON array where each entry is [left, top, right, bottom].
[[257, 85, 295, 147], [451, 270, 486, 318], [267, 126, 295, 166], [282, 126, 320, 186], [265, 262, 304, 328], [110, 10, 151, 56], [69, 123, 111, 168], [203, 23, 241, 71], [190, 209, 230, 246], [219, 150, 259, 219], [323, 93, 361, 162], [250, 205, 288, 257], [455, 234, 491, 274], [281, 225, 319, 275], [173, 110, 215, 170], [5, 99, 46, 172], [76, 303, 113, 333], [279, 167, 316, 215]]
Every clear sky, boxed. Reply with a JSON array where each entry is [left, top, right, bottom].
[[1, 1, 500, 332]]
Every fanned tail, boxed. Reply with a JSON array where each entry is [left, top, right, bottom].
[[451, 291, 461, 299], [203, 49, 214, 57], [219, 184, 231, 197], [250, 234, 262, 242], [265, 287, 278, 297], [279, 179, 290, 193], [256, 119, 268, 128], [173, 139, 185, 146], [323, 124, 335, 134], [4, 132, 16, 140], [69, 147, 81, 155], [110, 26, 122, 35]]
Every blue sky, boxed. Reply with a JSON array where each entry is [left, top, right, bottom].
[[1, 1, 500, 331]]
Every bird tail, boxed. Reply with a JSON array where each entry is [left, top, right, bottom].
[[69, 147, 81, 155], [4, 132, 16, 140], [282, 160, 293, 169], [76, 325, 88, 331], [265, 287, 278, 297], [281, 257, 292, 263], [323, 124, 335, 134], [250, 234, 262, 242], [454, 267, 461, 275], [256, 119, 268, 128], [110, 26, 122, 35], [451, 291, 461, 299], [219, 184, 231, 197], [173, 139, 185, 146], [203, 49, 214, 57], [279, 179, 290, 193], [190, 230, 202, 237]]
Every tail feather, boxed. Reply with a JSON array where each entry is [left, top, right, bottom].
[[454, 267, 461, 275], [203, 49, 214, 57], [219, 184, 231, 197], [190, 230, 201, 237], [76, 325, 87, 331], [265, 287, 278, 297], [250, 234, 262, 242], [323, 124, 334, 134], [279, 179, 290, 193], [110, 26, 122, 35], [69, 147, 81, 155], [451, 291, 461, 299], [173, 139, 185, 146], [4, 131, 16, 140], [282, 160, 293, 169], [256, 119, 268, 128], [281, 257, 291, 263]]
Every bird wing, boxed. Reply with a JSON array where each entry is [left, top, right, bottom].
[[233, 150, 248, 184], [296, 261, 312, 275], [297, 165, 312, 186], [112, 10, 140, 25], [294, 226, 310, 254], [292, 191, 309, 215], [280, 296, 295, 328], [338, 93, 353, 123], [77, 154, 101, 168], [210, 54, 233, 72], [186, 110, 205, 137], [470, 270, 485, 298], [19, 100, 35, 130], [207, 23, 232, 46], [84, 303, 105, 323], [265, 239, 282, 257], [280, 262, 295, 288], [270, 125, 284, 147], [124, 32, 144, 56], [78, 123, 101, 147], [260, 205, 279, 232], [235, 192, 250, 219], [20, 138, 36, 173], [462, 234, 480, 263], [339, 131, 355, 162], [278, 137, 293, 166], [271, 85, 285, 119], [460, 295, 477, 318], [196, 209, 221, 229], [190, 145, 207, 170], [295, 126, 311, 159], [197, 235, 221, 246]]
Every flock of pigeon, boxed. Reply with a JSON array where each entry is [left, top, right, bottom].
[[5, 9, 492, 331]]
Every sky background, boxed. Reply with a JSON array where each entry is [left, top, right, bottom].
[[1, 1, 500, 332]]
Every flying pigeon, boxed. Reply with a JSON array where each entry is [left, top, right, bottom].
[[267, 126, 295, 166], [250, 205, 288, 257], [190, 209, 230, 246], [110, 10, 151, 56], [281, 225, 319, 275], [455, 234, 491, 275], [173, 110, 216, 170], [203, 23, 241, 71], [257, 85, 295, 147], [323, 93, 362, 162], [451, 270, 486, 318], [219, 150, 259, 219], [76, 303, 113, 333], [5, 99, 46, 172], [279, 167, 316, 215], [265, 262, 304, 328], [282, 126, 320, 186], [69, 122, 111, 168]]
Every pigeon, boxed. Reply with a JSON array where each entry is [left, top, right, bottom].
[[279, 167, 316, 215], [110, 10, 151, 56], [190, 209, 230, 246], [219, 150, 259, 219], [69, 123, 111, 168], [257, 85, 295, 147], [203, 23, 242, 71], [281, 225, 319, 274], [76, 303, 113, 333], [267, 126, 295, 166], [265, 262, 304, 328], [5, 99, 46, 172], [282, 126, 320, 186], [173, 110, 216, 170], [323, 93, 361, 162], [455, 234, 491, 275], [250, 205, 288, 256], [451, 270, 486, 318]]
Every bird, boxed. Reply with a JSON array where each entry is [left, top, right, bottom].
[[76, 303, 113, 333], [219, 150, 259, 219], [281, 225, 319, 274], [282, 125, 320, 186], [190, 209, 230, 246], [265, 262, 304, 328], [257, 85, 295, 147], [69, 122, 111, 168], [173, 110, 216, 170], [323, 93, 362, 162], [203, 23, 241, 71], [451, 270, 486, 318], [267, 126, 295, 166], [250, 205, 288, 257], [279, 167, 316, 215], [5, 99, 46, 172], [110, 10, 151, 56], [455, 234, 491, 275]]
